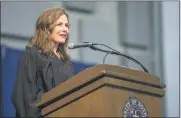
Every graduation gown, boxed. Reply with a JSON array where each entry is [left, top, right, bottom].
[[11, 46, 74, 117]]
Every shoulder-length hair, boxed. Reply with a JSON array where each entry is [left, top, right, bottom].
[[27, 8, 70, 63]]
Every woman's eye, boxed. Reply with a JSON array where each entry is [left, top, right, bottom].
[[57, 23, 62, 26], [56, 23, 69, 28], [65, 24, 69, 28]]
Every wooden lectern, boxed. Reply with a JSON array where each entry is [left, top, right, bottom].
[[36, 64, 165, 117]]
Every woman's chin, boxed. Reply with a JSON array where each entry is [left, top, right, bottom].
[[53, 38, 66, 44], [57, 39, 66, 44]]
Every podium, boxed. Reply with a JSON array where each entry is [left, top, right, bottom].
[[36, 64, 165, 117]]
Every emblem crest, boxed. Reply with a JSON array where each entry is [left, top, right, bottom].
[[122, 97, 148, 117]]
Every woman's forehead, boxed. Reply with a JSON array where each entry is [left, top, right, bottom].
[[55, 14, 69, 24]]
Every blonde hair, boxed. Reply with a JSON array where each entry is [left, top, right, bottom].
[[27, 8, 70, 63]]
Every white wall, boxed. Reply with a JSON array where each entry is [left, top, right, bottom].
[[66, 2, 122, 64], [162, 1, 179, 117]]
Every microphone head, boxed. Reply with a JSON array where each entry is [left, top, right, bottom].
[[68, 43, 74, 49]]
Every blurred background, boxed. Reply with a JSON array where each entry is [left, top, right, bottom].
[[1, 1, 179, 117]]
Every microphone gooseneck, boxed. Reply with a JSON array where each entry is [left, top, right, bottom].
[[68, 43, 97, 49], [68, 42, 149, 73]]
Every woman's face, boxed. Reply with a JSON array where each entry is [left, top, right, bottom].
[[51, 14, 69, 44]]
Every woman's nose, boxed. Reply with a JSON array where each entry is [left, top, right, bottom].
[[62, 25, 68, 32]]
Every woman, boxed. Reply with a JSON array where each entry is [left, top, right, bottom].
[[11, 8, 74, 117]]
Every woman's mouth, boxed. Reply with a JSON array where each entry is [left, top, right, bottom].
[[59, 34, 66, 37]]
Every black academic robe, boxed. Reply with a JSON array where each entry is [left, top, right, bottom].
[[11, 46, 74, 117]]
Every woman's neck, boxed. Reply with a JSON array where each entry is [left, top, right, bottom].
[[53, 42, 60, 58]]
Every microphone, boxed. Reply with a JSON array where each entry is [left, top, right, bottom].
[[68, 42, 149, 73], [68, 42, 96, 49]]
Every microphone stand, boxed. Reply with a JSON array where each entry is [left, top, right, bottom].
[[89, 45, 149, 73]]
